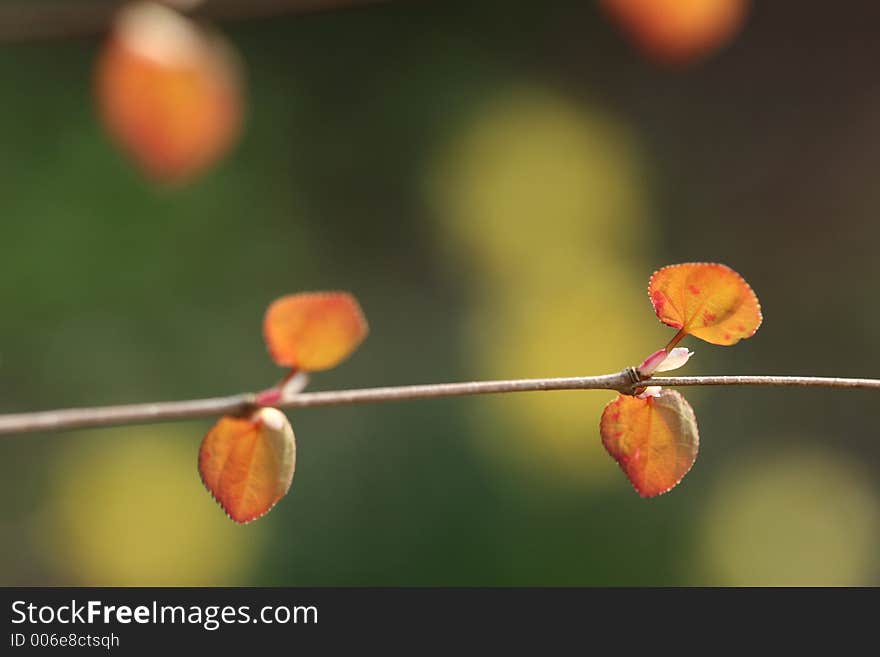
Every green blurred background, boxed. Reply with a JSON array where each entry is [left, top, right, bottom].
[[2, 0, 879, 586]]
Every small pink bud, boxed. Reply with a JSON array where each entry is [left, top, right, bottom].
[[637, 386, 663, 399], [637, 349, 669, 377], [281, 371, 310, 399], [638, 347, 693, 376], [254, 388, 281, 406], [636, 347, 694, 398], [655, 347, 693, 373]]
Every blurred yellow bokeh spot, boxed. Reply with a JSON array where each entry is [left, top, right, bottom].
[[427, 85, 650, 284], [426, 85, 664, 483], [696, 444, 880, 585], [42, 424, 261, 585]]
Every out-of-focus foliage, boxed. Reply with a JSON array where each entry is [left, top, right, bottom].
[[1, 0, 879, 585], [96, 2, 244, 183], [695, 445, 880, 585], [601, 0, 750, 65], [41, 426, 262, 585]]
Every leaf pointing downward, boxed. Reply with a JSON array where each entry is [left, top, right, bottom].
[[199, 407, 296, 523], [600, 389, 699, 497]]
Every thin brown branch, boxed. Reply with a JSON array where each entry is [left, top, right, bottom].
[[1, 371, 878, 437], [647, 375, 880, 390], [0, 0, 386, 44], [0, 394, 256, 436]]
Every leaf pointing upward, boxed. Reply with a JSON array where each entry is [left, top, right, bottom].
[[649, 262, 762, 346]]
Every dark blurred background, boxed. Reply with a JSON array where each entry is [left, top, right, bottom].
[[1, 0, 879, 586]]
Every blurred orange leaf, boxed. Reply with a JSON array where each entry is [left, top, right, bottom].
[[95, 2, 243, 183], [600, 389, 699, 497], [649, 262, 761, 346], [601, 0, 749, 65], [199, 408, 295, 523], [264, 292, 368, 371]]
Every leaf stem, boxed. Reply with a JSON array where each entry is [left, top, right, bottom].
[[665, 328, 687, 352]]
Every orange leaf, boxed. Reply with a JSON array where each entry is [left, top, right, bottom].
[[95, 2, 243, 183], [263, 292, 368, 371], [600, 390, 699, 497], [601, 0, 750, 65], [199, 407, 295, 523], [649, 262, 762, 346]]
